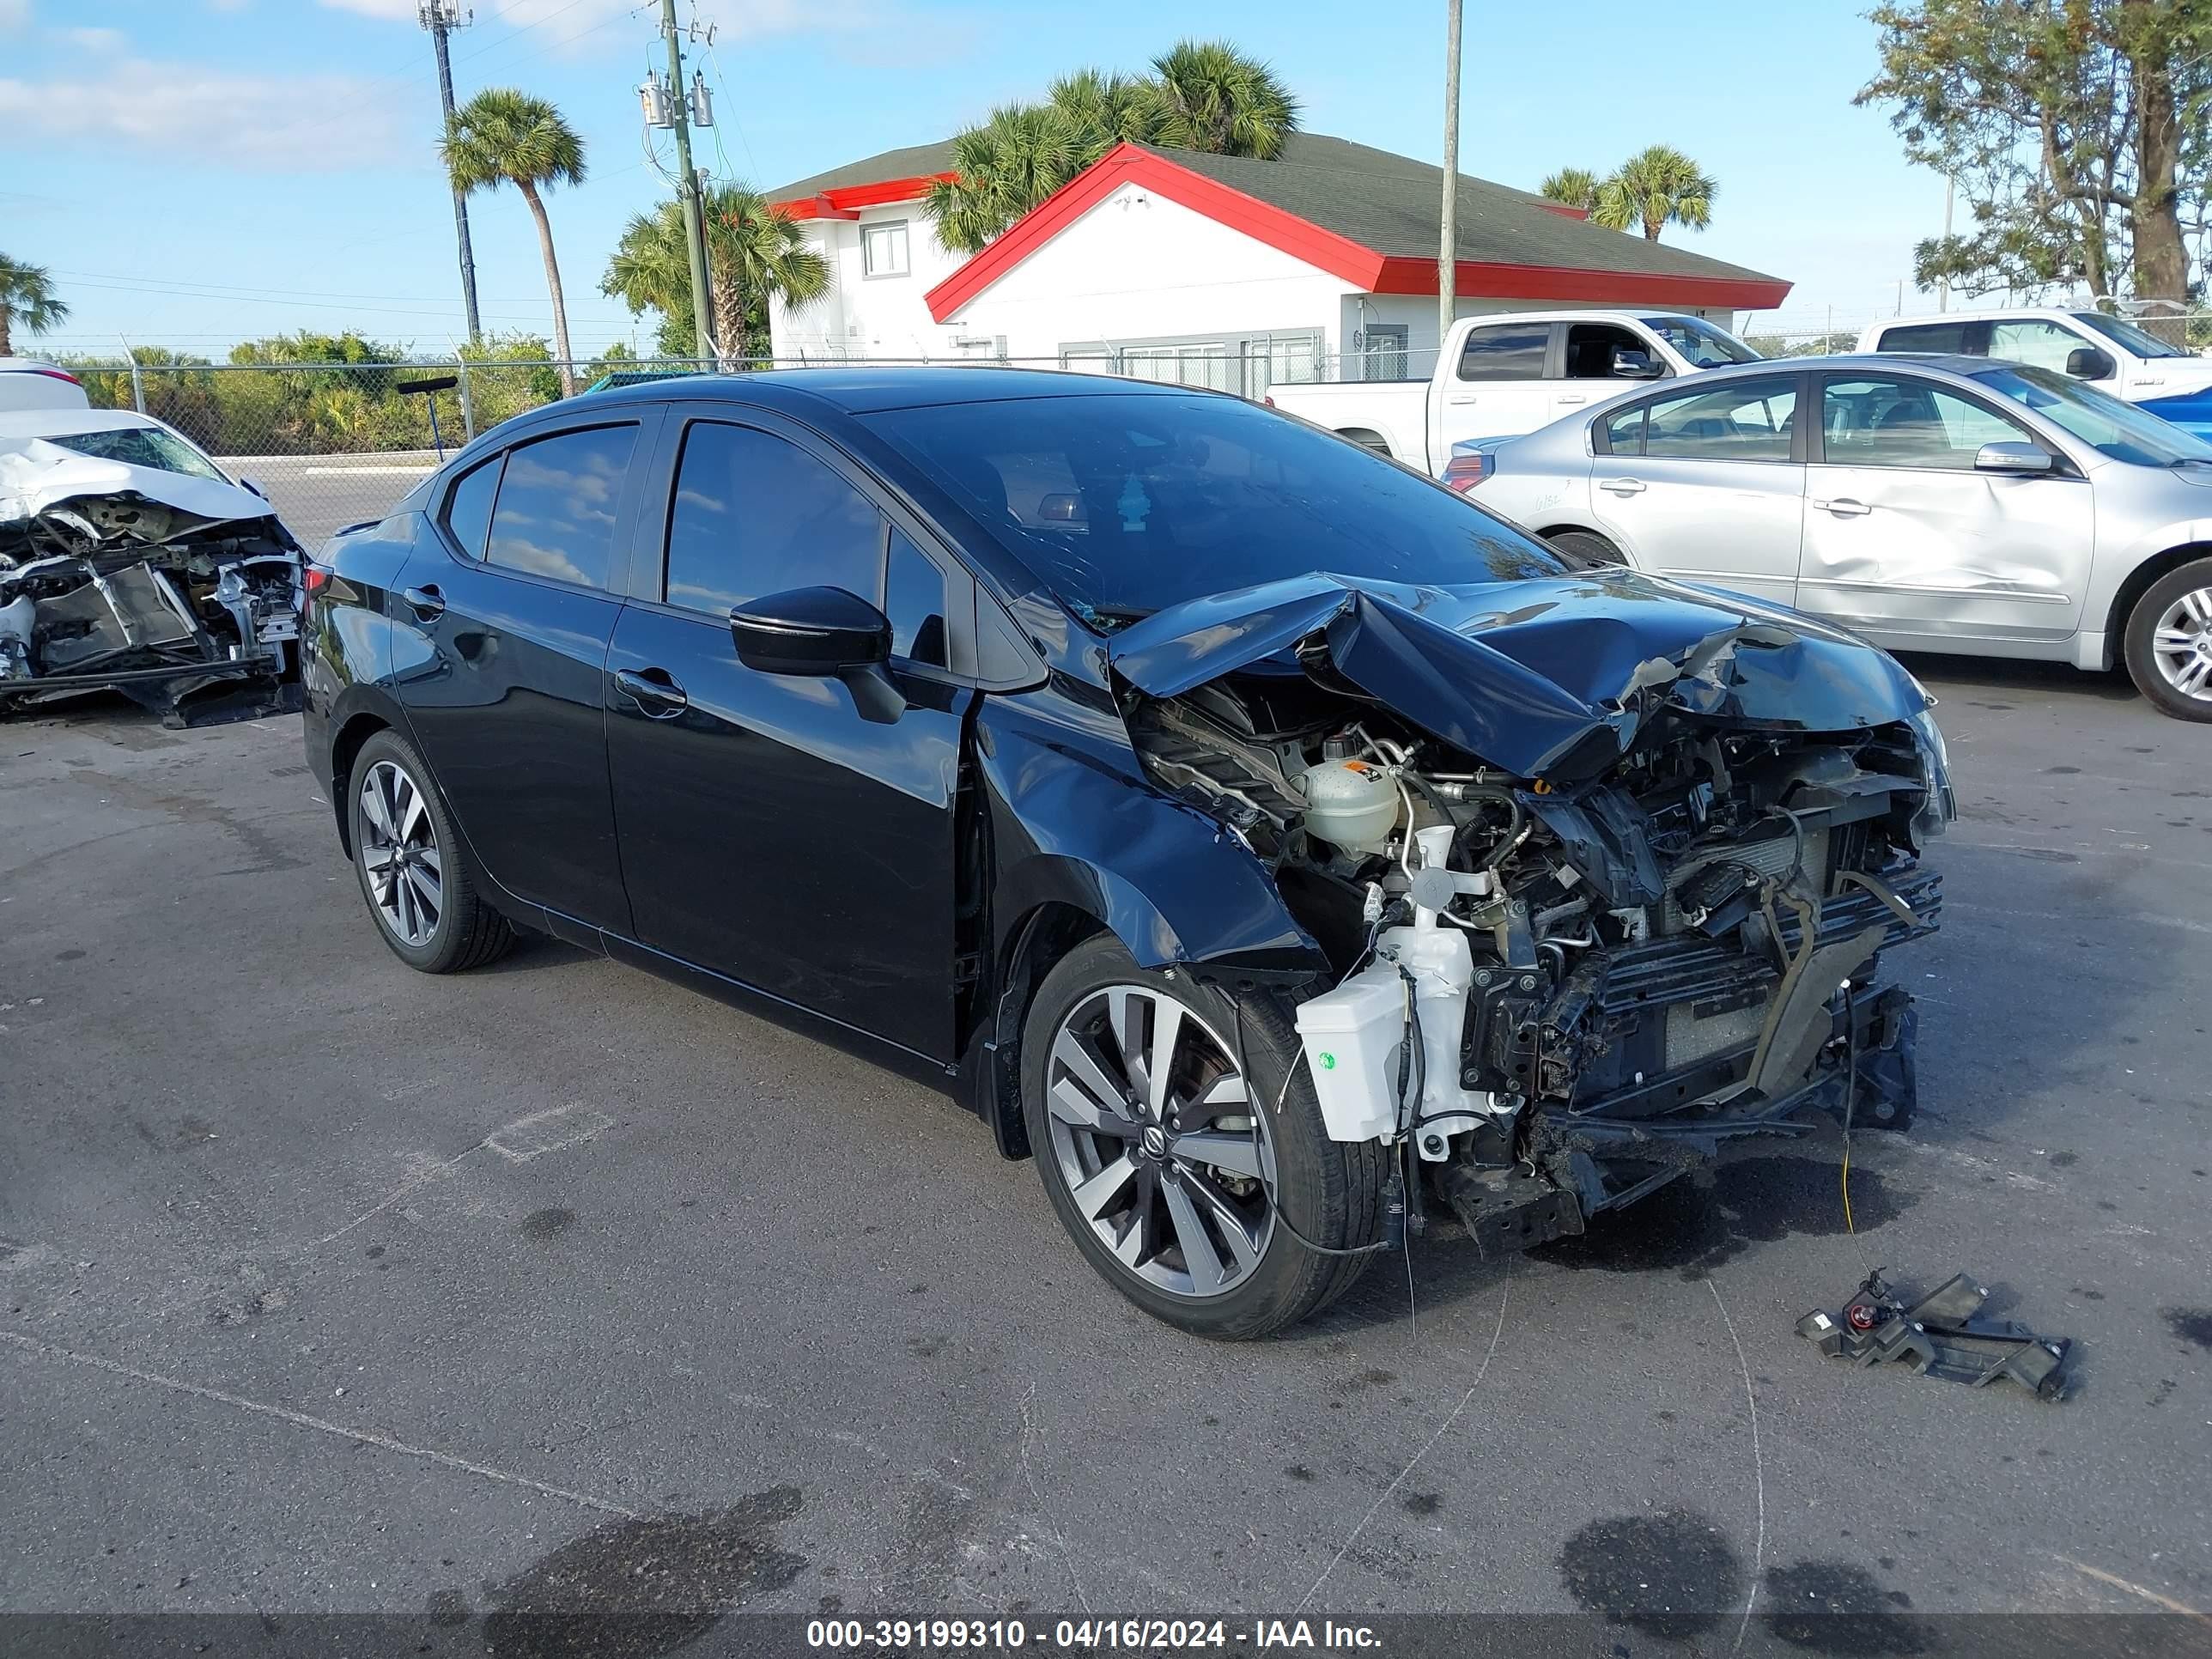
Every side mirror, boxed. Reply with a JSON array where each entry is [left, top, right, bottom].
[[1974, 441, 2055, 475], [238, 476, 269, 501], [729, 586, 903, 722], [1611, 348, 1662, 380], [2064, 346, 2115, 380]]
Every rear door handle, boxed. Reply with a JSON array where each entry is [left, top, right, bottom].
[[1814, 498, 1872, 517], [401, 584, 445, 619], [614, 666, 688, 718], [1598, 477, 1647, 496]]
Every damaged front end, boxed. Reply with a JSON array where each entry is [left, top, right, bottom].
[[0, 453, 302, 727], [1115, 570, 1953, 1259]]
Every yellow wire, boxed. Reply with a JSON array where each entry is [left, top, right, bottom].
[[1841, 1140, 1856, 1235]]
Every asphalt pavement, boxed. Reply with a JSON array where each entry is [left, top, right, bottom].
[[1, 654, 2208, 1651]]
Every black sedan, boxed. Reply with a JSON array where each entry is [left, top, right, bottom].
[[303, 368, 1950, 1337]]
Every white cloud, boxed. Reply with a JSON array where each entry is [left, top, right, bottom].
[[0, 0, 30, 32], [53, 25, 127, 50], [0, 58, 409, 171], [318, 0, 892, 54]]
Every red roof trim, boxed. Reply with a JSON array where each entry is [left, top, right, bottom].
[[927, 144, 1386, 322], [921, 143, 1792, 320], [774, 172, 956, 222], [1371, 256, 1790, 309]]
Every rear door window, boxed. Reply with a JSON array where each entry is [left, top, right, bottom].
[[441, 455, 501, 559], [1876, 320, 1981, 356], [483, 424, 639, 590], [1630, 376, 1799, 461], [1455, 324, 1551, 381], [664, 421, 884, 616]]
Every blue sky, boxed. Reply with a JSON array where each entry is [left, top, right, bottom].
[[2, 0, 1949, 358]]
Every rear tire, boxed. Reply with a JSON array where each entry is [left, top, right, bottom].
[[347, 729, 514, 974], [2123, 556, 2212, 721], [1020, 936, 1384, 1339], [1543, 529, 1624, 569]]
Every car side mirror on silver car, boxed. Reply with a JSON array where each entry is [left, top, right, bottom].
[[1610, 348, 1663, 380], [1974, 441, 2056, 475], [2064, 346, 2115, 380]]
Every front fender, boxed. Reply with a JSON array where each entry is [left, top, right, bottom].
[[977, 683, 1325, 975], [2091, 513, 2212, 636]]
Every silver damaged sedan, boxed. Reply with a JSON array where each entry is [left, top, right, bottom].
[[1463, 354, 2212, 720]]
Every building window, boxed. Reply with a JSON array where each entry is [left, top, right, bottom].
[[861, 220, 910, 278]]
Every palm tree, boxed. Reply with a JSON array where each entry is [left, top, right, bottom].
[[0, 254, 70, 358], [603, 183, 830, 361], [1144, 39, 1299, 159], [926, 103, 1092, 254], [1591, 145, 1717, 241], [1538, 167, 1603, 213], [441, 88, 586, 394]]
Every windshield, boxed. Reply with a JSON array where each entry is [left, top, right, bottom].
[[1972, 363, 2212, 465], [861, 392, 1565, 627], [1638, 315, 1762, 368], [47, 426, 228, 483], [2071, 311, 2190, 360]]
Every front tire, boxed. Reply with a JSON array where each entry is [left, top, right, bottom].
[[347, 729, 514, 974], [1020, 937, 1384, 1339], [2124, 556, 2212, 721]]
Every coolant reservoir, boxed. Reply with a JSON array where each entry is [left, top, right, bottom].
[[1297, 760, 1399, 855]]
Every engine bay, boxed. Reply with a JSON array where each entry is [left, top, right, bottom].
[[1126, 661, 1948, 1255]]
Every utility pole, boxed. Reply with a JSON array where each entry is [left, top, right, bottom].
[[420, 1, 482, 343], [1437, 0, 1462, 356], [1937, 173, 1954, 313], [652, 0, 716, 362]]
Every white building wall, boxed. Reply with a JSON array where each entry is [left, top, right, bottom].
[[770, 201, 975, 361], [947, 182, 1356, 364]]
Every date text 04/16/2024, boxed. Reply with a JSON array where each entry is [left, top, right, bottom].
[[805, 1619, 1384, 1650]]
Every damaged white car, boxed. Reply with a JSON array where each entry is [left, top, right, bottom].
[[0, 410, 302, 726]]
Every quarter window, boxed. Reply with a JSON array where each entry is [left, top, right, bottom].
[[885, 527, 949, 668], [665, 422, 884, 616], [483, 425, 638, 590], [1455, 324, 1549, 381], [1626, 376, 1798, 461], [441, 455, 501, 559], [861, 220, 910, 277], [1820, 376, 2029, 471]]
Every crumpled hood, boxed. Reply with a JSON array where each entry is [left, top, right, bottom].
[[1108, 569, 1931, 781], [0, 444, 269, 536]]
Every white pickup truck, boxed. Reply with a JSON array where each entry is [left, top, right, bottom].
[[1268, 310, 1762, 477]]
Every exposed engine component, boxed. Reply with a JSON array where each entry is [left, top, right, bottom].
[[1127, 625, 1949, 1260]]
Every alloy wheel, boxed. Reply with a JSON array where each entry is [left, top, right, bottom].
[[1042, 984, 1276, 1298], [2150, 585, 2212, 702], [358, 759, 443, 948]]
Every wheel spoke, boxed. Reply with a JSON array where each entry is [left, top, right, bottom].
[[404, 864, 441, 917], [1108, 988, 1148, 1100], [2154, 626, 2199, 653], [1160, 1171, 1227, 1294], [1171, 1129, 1263, 1181], [1114, 1164, 1158, 1266], [1180, 1170, 1264, 1269], [398, 872, 420, 939], [2182, 588, 2212, 627], [1050, 1076, 1138, 1136], [1142, 998, 1184, 1115], [413, 843, 441, 878], [2179, 655, 2212, 696], [1051, 1028, 1132, 1127], [360, 782, 394, 839], [398, 777, 429, 842], [1191, 1073, 1249, 1112], [1070, 1154, 1137, 1221]]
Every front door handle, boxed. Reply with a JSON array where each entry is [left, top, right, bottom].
[[401, 584, 445, 619], [613, 666, 689, 718], [1598, 477, 1647, 496], [1558, 393, 1588, 405], [1814, 497, 1873, 517]]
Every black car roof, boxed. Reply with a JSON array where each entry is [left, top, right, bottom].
[[581, 365, 1196, 416]]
